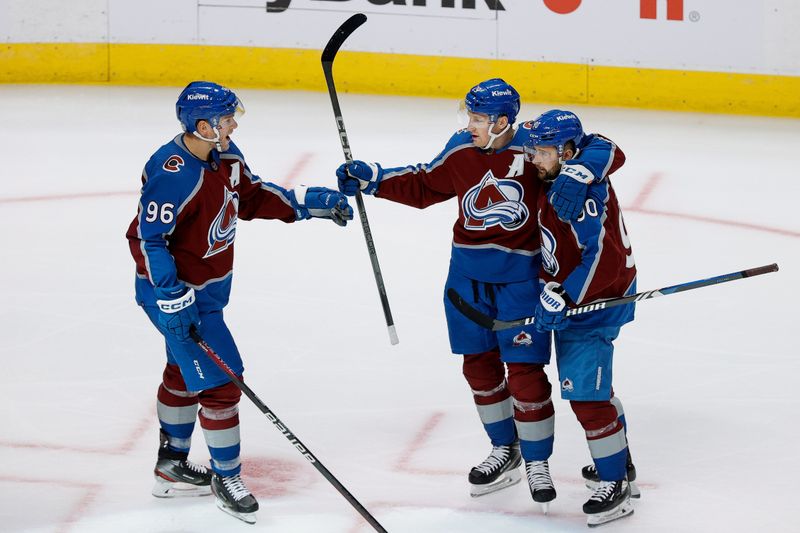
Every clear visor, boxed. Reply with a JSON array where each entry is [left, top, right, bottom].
[[457, 100, 492, 131], [215, 100, 245, 129], [523, 143, 559, 163]]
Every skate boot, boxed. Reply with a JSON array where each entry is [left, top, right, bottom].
[[583, 479, 634, 527], [468, 441, 522, 497], [211, 472, 259, 524], [525, 460, 557, 514], [581, 452, 639, 498], [152, 430, 211, 498]]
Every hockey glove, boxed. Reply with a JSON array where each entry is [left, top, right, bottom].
[[336, 161, 383, 196], [155, 286, 201, 341], [292, 185, 354, 226], [548, 164, 594, 221], [535, 282, 569, 332]]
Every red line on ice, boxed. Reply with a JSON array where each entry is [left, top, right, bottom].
[[0, 476, 100, 533], [281, 152, 313, 189], [0, 415, 151, 456], [630, 172, 663, 209], [0, 190, 137, 204], [625, 206, 800, 238], [394, 411, 459, 477]]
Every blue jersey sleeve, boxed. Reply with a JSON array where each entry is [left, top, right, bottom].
[[561, 182, 611, 303], [135, 163, 200, 294], [561, 134, 622, 185]]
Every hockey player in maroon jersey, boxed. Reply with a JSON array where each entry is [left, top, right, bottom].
[[126, 81, 352, 524], [525, 109, 638, 527], [336, 79, 625, 512]]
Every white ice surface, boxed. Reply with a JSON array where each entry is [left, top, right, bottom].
[[0, 85, 798, 533]]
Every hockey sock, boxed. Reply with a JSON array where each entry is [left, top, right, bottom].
[[507, 363, 555, 461], [571, 400, 627, 481], [157, 363, 199, 453], [199, 380, 243, 476], [463, 349, 515, 446]]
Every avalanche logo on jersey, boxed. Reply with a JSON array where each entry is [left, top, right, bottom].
[[163, 155, 185, 173], [462, 170, 529, 231], [513, 331, 533, 346], [204, 188, 239, 258], [539, 217, 560, 276]]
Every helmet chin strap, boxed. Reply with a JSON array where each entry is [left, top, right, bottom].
[[482, 122, 512, 150], [192, 126, 224, 152]]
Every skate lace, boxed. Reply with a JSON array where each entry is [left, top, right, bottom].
[[184, 460, 209, 475], [526, 461, 553, 490], [588, 480, 618, 502], [222, 474, 252, 502], [474, 445, 511, 475]]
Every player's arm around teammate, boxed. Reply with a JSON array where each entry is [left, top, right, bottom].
[[333, 80, 566, 511]]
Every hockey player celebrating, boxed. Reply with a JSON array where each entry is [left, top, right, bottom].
[[336, 79, 624, 512], [126, 81, 353, 524], [525, 109, 638, 527]]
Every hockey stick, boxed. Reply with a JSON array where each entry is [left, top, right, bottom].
[[322, 14, 399, 346], [447, 263, 779, 332], [189, 329, 388, 533]]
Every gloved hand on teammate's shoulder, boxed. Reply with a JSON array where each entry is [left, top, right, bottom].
[[534, 281, 570, 332], [291, 185, 354, 226], [155, 285, 201, 341], [548, 165, 592, 221], [336, 160, 383, 196]]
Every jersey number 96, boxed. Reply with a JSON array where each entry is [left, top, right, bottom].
[[145, 201, 175, 224]]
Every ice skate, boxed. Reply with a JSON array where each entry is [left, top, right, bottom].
[[211, 472, 259, 524], [468, 441, 522, 497], [582, 452, 639, 498], [525, 460, 557, 514], [151, 430, 211, 498], [583, 479, 634, 528]]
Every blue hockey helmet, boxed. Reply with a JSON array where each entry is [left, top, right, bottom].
[[464, 78, 520, 124], [175, 81, 244, 134], [525, 109, 584, 156]]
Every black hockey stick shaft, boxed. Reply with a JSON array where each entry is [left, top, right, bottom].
[[190, 329, 388, 533], [322, 14, 399, 346], [447, 263, 779, 332]]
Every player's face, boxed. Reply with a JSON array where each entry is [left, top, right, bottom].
[[215, 114, 238, 151], [466, 111, 504, 147], [529, 145, 561, 181]]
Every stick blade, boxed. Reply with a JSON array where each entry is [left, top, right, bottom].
[[321, 13, 367, 63], [446, 288, 495, 330]]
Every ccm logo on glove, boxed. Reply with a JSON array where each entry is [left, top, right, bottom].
[[157, 288, 196, 313]]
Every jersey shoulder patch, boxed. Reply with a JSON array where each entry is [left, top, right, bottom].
[[162, 154, 185, 173]]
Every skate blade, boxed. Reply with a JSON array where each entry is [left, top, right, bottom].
[[587, 502, 634, 528], [152, 478, 211, 498], [470, 468, 522, 497], [215, 499, 257, 524], [585, 479, 641, 499], [539, 501, 550, 515]]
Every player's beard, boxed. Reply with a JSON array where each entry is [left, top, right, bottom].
[[535, 164, 560, 182]]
